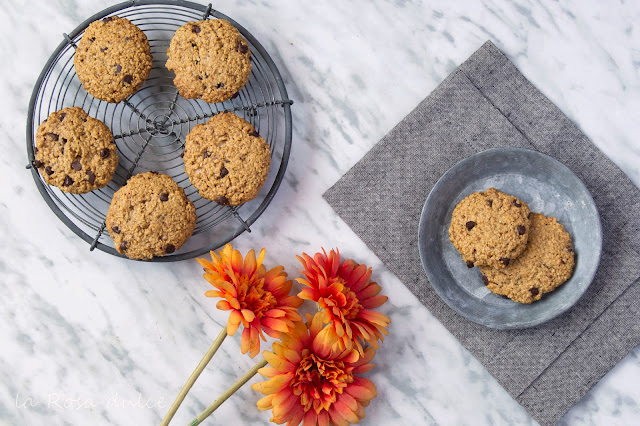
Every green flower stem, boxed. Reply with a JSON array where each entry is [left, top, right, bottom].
[[189, 357, 269, 426], [160, 326, 228, 426]]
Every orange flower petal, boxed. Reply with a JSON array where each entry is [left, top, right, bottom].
[[251, 372, 294, 395], [263, 317, 292, 333], [264, 351, 296, 372], [242, 309, 256, 323], [257, 394, 274, 411], [327, 405, 350, 426], [216, 300, 232, 310], [317, 410, 330, 426], [360, 295, 388, 309], [302, 409, 317, 426]]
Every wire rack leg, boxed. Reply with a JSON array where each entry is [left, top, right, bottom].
[[230, 207, 251, 233]]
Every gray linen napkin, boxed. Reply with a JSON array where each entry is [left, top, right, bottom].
[[324, 41, 640, 426]]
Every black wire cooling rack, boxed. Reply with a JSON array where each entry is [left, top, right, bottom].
[[25, 0, 293, 262]]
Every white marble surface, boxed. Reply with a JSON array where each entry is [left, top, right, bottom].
[[2, 0, 640, 425]]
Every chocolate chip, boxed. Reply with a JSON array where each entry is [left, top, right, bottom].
[[216, 82, 224, 89], [501, 295, 510, 299], [63, 175, 74, 186], [215, 196, 229, 205], [180, 151, 184, 158], [89, 37, 96, 43], [100, 47, 108, 52], [219, 167, 229, 178], [33, 160, 44, 168], [197, 75, 203, 80], [71, 160, 82, 171], [87, 170, 96, 183], [466, 260, 474, 268], [123, 74, 133, 84], [517, 225, 526, 235], [203, 152, 210, 159], [567, 247, 574, 253], [237, 43, 248, 54], [34, 147, 38, 154], [465, 221, 476, 231], [159, 193, 169, 202], [46, 132, 59, 141], [114, 64, 122, 75], [119, 241, 128, 252], [62, 138, 67, 144], [249, 130, 259, 137], [112, 225, 120, 234], [481, 275, 489, 286], [61, 147, 64, 154], [192, 25, 201, 34], [59, 113, 66, 121], [511, 199, 521, 207], [500, 257, 510, 266], [528, 212, 532, 219], [103, 16, 115, 23], [529, 287, 539, 296], [100, 148, 110, 158], [191, 42, 197, 48], [165, 244, 175, 254], [45, 166, 53, 175], [231, 92, 239, 99], [487, 200, 493, 207]]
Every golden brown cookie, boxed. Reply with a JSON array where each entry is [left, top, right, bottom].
[[34, 107, 118, 193], [106, 172, 197, 260], [183, 113, 271, 206], [74, 16, 152, 103], [479, 213, 575, 303], [165, 19, 251, 103], [449, 188, 531, 269]]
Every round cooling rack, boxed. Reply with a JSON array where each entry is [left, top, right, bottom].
[[26, 0, 293, 262]]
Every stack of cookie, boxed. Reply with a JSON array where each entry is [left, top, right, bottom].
[[449, 188, 575, 303], [32, 15, 271, 260]]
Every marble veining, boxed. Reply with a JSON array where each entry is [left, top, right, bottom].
[[1, 0, 639, 425]]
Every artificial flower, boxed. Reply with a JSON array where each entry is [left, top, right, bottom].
[[198, 244, 303, 358], [296, 249, 390, 354], [252, 313, 377, 426]]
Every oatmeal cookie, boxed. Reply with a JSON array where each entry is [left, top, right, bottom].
[[106, 172, 197, 260], [479, 213, 575, 303], [183, 113, 270, 205], [74, 16, 152, 103], [34, 107, 118, 193], [449, 188, 531, 269], [166, 19, 251, 103]]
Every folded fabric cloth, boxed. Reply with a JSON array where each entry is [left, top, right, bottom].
[[324, 41, 640, 425]]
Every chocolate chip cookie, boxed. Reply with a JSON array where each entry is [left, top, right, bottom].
[[34, 107, 118, 193], [479, 213, 575, 303], [183, 112, 271, 205], [449, 188, 531, 269], [74, 16, 152, 103], [106, 172, 197, 260], [165, 19, 251, 103]]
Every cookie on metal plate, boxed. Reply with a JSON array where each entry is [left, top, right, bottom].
[[449, 188, 531, 269], [183, 112, 270, 206], [165, 19, 251, 103], [479, 213, 575, 303], [106, 172, 197, 260], [74, 16, 152, 103], [34, 107, 118, 193]]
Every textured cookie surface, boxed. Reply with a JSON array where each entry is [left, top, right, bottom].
[[106, 172, 197, 260], [449, 188, 531, 269], [183, 113, 271, 205], [74, 16, 152, 103], [480, 213, 575, 303], [166, 19, 251, 103], [34, 107, 118, 193]]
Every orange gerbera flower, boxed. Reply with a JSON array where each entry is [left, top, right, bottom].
[[198, 244, 303, 358], [296, 249, 390, 355], [252, 313, 377, 426]]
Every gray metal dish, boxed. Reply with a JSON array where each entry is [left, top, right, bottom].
[[418, 147, 602, 329]]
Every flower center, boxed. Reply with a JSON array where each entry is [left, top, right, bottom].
[[292, 351, 354, 413], [236, 275, 277, 319], [330, 278, 362, 320]]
